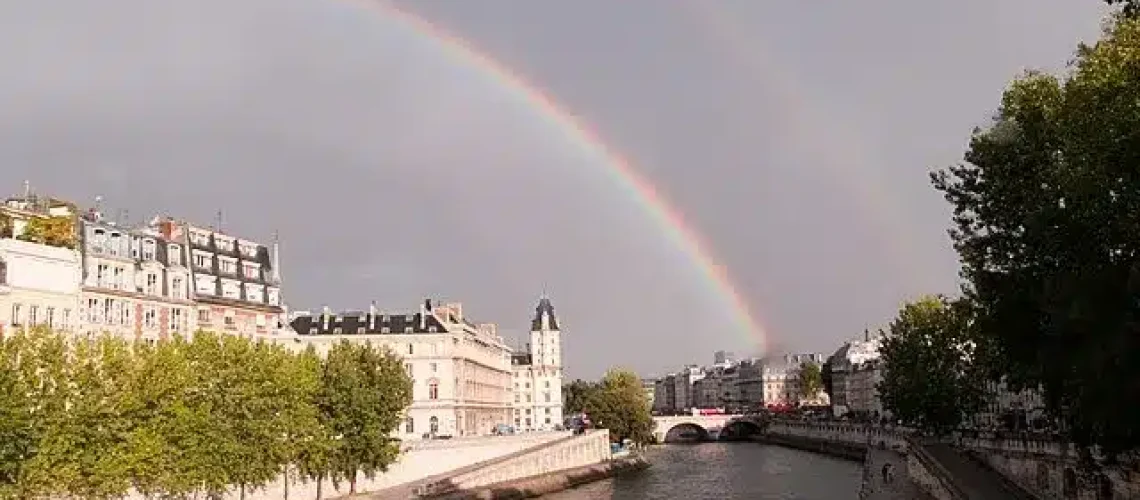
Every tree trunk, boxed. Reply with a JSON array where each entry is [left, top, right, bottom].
[[240, 483, 246, 500], [315, 473, 323, 500], [349, 473, 357, 494], [283, 465, 290, 500]]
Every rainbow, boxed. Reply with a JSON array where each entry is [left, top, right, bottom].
[[347, 1, 770, 353]]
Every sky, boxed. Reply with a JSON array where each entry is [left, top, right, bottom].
[[0, 0, 1111, 378]]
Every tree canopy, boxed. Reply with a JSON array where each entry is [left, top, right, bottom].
[[797, 361, 823, 401], [571, 370, 656, 444], [0, 328, 412, 499], [876, 296, 988, 435], [562, 379, 596, 416], [930, 14, 1140, 458]]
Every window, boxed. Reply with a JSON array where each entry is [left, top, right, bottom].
[[430, 363, 438, 373], [428, 381, 439, 400], [407, 344, 414, 355], [85, 298, 98, 323], [112, 267, 124, 289], [545, 408, 551, 415], [120, 303, 131, 326], [526, 394, 532, 403], [144, 307, 157, 328], [405, 363, 413, 375], [168, 244, 181, 266], [10, 304, 21, 326], [242, 263, 258, 280], [405, 417, 414, 434], [193, 252, 211, 269], [514, 394, 520, 403], [224, 316, 236, 328], [429, 416, 439, 435], [544, 393, 551, 403], [222, 281, 240, 300], [108, 233, 122, 256], [96, 264, 109, 287], [145, 274, 158, 295], [218, 258, 236, 275], [544, 381, 551, 388], [267, 288, 279, 305], [255, 314, 266, 328], [171, 277, 183, 299], [103, 299, 114, 325], [142, 239, 156, 260], [61, 309, 70, 329], [170, 308, 183, 331], [0, 258, 7, 285], [198, 309, 211, 323], [28, 306, 38, 325]]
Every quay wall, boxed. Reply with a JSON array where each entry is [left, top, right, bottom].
[[122, 432, 569, 500], [417, 429, 614, 498]]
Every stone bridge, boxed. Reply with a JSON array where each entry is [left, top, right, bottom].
[[652, 414, 767, 443]]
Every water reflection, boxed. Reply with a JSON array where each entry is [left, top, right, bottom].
[[545, 443, 861, 500]]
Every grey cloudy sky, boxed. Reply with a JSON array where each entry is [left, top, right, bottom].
[[0, 0, 1110, 378]]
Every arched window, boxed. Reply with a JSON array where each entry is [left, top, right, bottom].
[[405, 417, 414, 434], [428, 380, 439, 400], [429, 416, 439, 435]]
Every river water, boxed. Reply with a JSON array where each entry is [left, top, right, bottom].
[[544, 443, 862, 500]]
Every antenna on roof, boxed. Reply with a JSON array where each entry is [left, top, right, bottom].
[[215, 210, 224, 233], [22, 180, 31, 200]]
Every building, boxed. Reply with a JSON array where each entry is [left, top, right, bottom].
[[973, 380, 1047, 431], [289, 299, 514, 438], [760, 353, 826, 408], [154, 218, 283, 338], [713, 350, 736, 366], [0, 191, 83, 337], [653, 375, 676, 414], [671, 365, 705, 412], [734, 358, 765, 411], [641, 378, 656, 409], [827, 334, 883, 418], [509, 296, 564, 432], [76, 212, 195, 341]]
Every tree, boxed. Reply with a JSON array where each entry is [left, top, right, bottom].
[[797, 361, 824, 401], [0, 213, 11, 238], [320, 341, 411, 494], [279, 346, 330, 500], [930, 14, 1140, 459], [16, 216, 76, 249], [1106, 0, 1140, 17], [562, 379, 599, 416], [583, 369, 655, 445], [876, 296, 988, 435]]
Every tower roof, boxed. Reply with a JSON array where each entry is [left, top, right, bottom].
[[531, 296, 559, 331]]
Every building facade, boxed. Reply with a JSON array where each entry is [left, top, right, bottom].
[[76, 213, 195, 341], [0, 194, 83, 337], [509, 297, 564, 432], [827, 335, 883, 418], [290, 299, 514, 438], [157, 219, 283, 338], [760, 353, 826, 408]]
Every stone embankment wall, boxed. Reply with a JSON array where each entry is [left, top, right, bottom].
[[417, 429, 614, 498], [122, 432, 569, 500], [763, 421, 959, 500], [959, 433, 1140, 499], [429, 455, 650, 500]]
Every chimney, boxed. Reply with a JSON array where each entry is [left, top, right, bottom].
[[369, 301, 377, 330], [419, 300, 427, 330], [321, 306, 331, 330]]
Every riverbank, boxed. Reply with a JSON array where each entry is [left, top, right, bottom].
[[424, 455, 649, 499], [750, 433, 867, 461]]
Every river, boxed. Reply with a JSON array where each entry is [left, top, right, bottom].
[[544, 442, 862, 500]]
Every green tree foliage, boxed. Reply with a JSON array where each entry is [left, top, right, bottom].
[[0, 213, 11, 238], [320, 340, 412, 494], [582, 369, 656, 445], [876, 296, 988, 435], [562, 379, 599, 415], [930, 14, 1140, 458], [797, 361, 824, 400], [0, 330, 413, 499], [15, 216, 76, 249]]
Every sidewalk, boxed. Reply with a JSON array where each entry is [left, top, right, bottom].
[[922, 442, 1025, 500]]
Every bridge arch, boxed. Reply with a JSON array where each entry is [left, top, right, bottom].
[[662, 422, 711, 443], [719, 418, 765, 441]]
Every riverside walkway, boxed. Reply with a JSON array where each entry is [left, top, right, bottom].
[[922, 442, 1030, 500]]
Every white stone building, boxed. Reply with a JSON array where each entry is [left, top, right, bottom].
[[289, 299, 514, 439], [760, 353, 826, 408], [509, 297, 564, 431], [826, 334, 884, 417], [0, 194, 83, 336]]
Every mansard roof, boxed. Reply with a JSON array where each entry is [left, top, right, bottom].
[[531, 296, 559, 331]]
